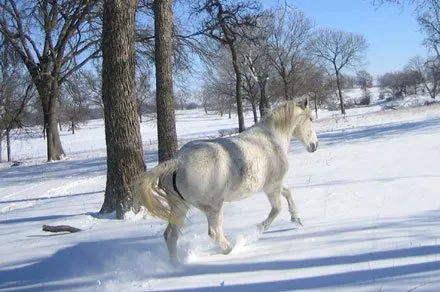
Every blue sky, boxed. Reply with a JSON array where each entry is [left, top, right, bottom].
[[263, 0, 428, 77]]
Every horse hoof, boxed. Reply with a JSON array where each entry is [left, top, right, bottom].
[[291, 217, 303, 226], [257, 223, 268, 233], [222, 245, 233, 255]]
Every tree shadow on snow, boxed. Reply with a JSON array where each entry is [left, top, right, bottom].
[[0, 235, 171, 291], [287, 117, 440, 152], [154, 210, 440, 291], [315, 117, 440, 148]]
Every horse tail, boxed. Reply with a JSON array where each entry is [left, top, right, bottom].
[[132, 159, 181, 225]]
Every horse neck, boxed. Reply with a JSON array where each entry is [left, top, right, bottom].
[[261, 108, 301, 151]]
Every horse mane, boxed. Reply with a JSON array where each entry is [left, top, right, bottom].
[[260, 101, 302, 136]]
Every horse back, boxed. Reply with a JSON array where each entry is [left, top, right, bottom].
[[174, 128, 289, 204]]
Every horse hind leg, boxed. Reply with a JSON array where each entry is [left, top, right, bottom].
[[281, 186, 303, 226], [259, 188, 282, 232], [204, 204, 233, 255], [163, 199, 189, 266]]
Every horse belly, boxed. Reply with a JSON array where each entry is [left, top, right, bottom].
[[223, 163, 266, 202]]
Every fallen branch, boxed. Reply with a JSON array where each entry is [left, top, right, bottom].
[[42, 225, 82, 233]]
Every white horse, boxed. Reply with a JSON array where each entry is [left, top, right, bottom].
[[133, 99, 319, 265]]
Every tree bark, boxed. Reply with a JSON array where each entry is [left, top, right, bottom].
[[251, 101, 258, 124], [229, 43, 245, 132], [282, 76, 290, 100], [314, 94, 319, 119], [37, 77, 66, 161], [259, 78, 270, 118], [100, 0, 146, 218], [154, 0, 178, 163], [6, 130, 11, 162], [335, 70, 346, 115]]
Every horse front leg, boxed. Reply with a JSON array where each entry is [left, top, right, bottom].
[[281, 186, 303, 226], [259, 188, 282, 232]]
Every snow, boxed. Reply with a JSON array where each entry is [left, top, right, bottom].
[[1, 94, 440, 291]]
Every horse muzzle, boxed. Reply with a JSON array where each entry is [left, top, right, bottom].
[[307, 141, 319, 153]]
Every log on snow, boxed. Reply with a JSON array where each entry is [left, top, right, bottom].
[[42, 225, 82, 233]]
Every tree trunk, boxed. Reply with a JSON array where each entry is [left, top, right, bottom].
[[154, 0, 178, 163], [100, 0, 146, 218], [251, 101, 258, 124], [282, 76, 290, 100], [314, 94, 319, 119], [229, 44, 245, 132], [6, 130, 11, 162], [139, 109, 143, 123], [38, 79, 66, 161], [335, 70, 346, 115], [259, 78, 270, 118]]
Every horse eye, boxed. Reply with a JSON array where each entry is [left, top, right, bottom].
[[309, 117, 313, 122]]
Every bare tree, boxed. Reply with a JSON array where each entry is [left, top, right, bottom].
[[308, 29, 368, 114], [242, 39, 272, 118], [266, 8, 313, 101], [242, 68, 260, 123], [136, 70, 151, 122], [202, 50, 236, 117], [194, 0, 264, 132], [0, 0, 100, 161], [0, 40, 34, 162], [377, 70, 414, 98], [375, 1, 440, 56], [60, 72, 91, 134], [356, 70, 373, 90], [408, 55, 440, 98], [100, 0, 146, 218], [304, 64, 333, 119], [83, 65, 104, 112]]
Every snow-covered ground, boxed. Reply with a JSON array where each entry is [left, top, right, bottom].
[[1, 97, 440, 291]]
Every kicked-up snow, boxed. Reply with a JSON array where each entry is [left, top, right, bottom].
[[1, 101, 440, 291]]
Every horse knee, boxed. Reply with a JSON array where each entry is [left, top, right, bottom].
[[272, 206, 281, 215]]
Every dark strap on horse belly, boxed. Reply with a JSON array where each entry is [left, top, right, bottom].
[[172, 171, 185, 201]]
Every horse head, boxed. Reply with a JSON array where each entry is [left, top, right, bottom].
[[293, 99, 319, 153]]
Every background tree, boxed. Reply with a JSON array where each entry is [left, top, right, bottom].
[[135, 70, 151, 122], [308, 29, 368, 114], [377, 70, 412, 98], [304, 65, 333, 118], [266, 8, 313, 101], [202, 45, 236, 117], [242, 67, 260, 123], [375, 1, 440, 56], [0, 39, 34, 162], [356, 70, 373, 90], [407, 55, 440, 99], [195, 0, 264, 132], [100, 0, 146, 218], [242, 41, 272, 118], [60, 72, 91, 134], [0, 0, 100, 161]]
